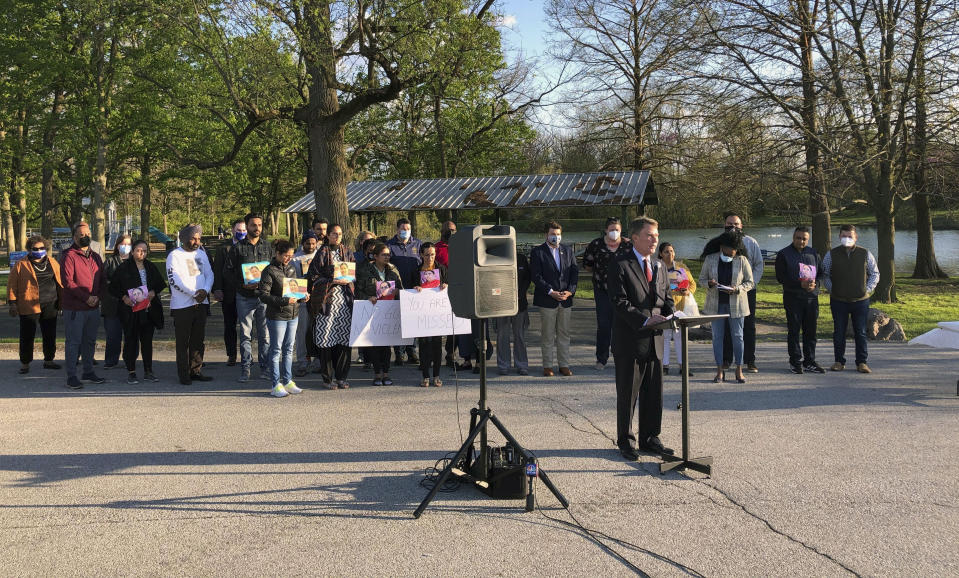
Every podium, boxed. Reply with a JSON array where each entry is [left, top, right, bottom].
[[645, 314, 727, 476]]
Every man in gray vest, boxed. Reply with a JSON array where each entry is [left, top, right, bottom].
[[822, 225, 879, 373]]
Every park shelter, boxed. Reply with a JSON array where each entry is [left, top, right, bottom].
[[282, 171, 656, 229]]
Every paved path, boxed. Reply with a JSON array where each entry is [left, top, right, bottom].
[[1, 325, 957, 575]]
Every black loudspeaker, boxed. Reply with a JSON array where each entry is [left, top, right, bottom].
[[447, 225, 518, 319]]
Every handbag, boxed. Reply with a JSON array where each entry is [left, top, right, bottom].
[[682, 293, 700, 317]]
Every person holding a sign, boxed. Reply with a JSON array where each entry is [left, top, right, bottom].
[[110, 240, 166, 384], [775, 226, 825, 374], [657, 242, 696, 377], [8, 235, 62, 374], [228, 212, 274, 383], [409, 242, 448, 387], [356, 242, 404, 386], [700, 230, 754, 384], [307, 224, 355, 389], [259, 239, 309, 397]]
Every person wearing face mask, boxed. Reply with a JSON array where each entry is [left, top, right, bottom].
[[700, 230, 754, 384], [100, 234, 133, 369], [583, 217, 633, 371], [822, 224, 879, 374], [212, 218, 247, 366], [435, 221, 458, 366], [775, 226, 825, 374], [8, 235, 63, 375], [167, 224, 214, 385], [61, 222, 106, 390], [530, 220, 579, 377], [292, 230, 320, 377], [227, 212, 275, 383], [387, 217, 422, 366], [354, 230, 375, 264], [110, 240, 166, 384]]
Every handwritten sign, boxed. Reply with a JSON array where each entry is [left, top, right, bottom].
[[349, 300, 415, 347], [399, 288, 472, 338]]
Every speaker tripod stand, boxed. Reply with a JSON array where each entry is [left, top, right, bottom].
[[413, 319, 569, 518]]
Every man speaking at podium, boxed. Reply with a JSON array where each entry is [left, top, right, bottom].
[[607, 217, 675, 461]]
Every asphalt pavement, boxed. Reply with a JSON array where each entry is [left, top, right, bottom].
[[1, 310, 957, 576]]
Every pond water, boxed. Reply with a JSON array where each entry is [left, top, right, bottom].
[[516, 226, 959, 275]]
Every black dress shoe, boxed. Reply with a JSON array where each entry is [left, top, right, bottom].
[[179, 379, 192, 386], [620, 447, 639, 461], [640, 436, 674, 456], [190, 373, 213, 382], [226, 358, 237, 367]]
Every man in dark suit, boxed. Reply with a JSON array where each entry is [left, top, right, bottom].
[[608, 217, 675, 460], [530, 220, 578, 377]]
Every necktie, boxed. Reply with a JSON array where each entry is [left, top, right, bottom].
[[643, 258, 652, 283]]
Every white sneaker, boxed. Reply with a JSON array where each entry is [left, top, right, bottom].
[[270, 384, 289, 398], [594, 362, 605, 371], [284, 381, 302, 394]]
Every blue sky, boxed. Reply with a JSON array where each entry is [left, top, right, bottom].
[[495, 0, 550, 59]]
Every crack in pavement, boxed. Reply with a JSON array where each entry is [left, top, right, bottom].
[[495, 385, 863, 576]]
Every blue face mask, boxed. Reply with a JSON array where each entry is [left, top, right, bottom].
[[398, 230, 411, 241], [234, 230, 247, 242], [118, 245, 132, 256], [720, 254, 734, 263], [30, 250, 47, 260]]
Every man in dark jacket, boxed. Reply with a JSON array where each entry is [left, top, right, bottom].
[[212, 218, 246, 366], [227, 212, 274, 382], [61, 222, 105, 389], [775, 226, 824, 374], [530, 220, 578, 377], [387, 217, 422, 364], [494, 251, 532, 376]]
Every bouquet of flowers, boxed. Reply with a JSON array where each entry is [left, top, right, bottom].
[[670, 268, 690, 292]]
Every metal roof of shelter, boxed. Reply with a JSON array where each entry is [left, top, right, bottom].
[[282, 171, 656, 213]]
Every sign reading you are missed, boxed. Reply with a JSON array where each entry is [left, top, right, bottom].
[[399, 288, 472, 339]]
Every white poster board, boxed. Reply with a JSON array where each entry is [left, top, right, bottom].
[[399, 288, 472, 338], [349, 299, 415, 347]]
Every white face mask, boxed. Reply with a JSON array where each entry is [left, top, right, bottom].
[[607, 230, 620, 241], [548, 234, 562, 246], [840, 236, 855, 248], [720, 254, 734, 263], [118, 245, 132, 256]]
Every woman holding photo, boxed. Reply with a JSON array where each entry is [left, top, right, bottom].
[[260, 240, 309, 397], [109, 240, 166, 384], [658, 242, 696, 377], [355, 242, 403, 386], [410, 242, 448, 387], [307, 224, 355, 389]]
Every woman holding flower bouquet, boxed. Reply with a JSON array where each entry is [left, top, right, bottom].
[[658, 242, 696, 376], [108, 240, 166, 384]]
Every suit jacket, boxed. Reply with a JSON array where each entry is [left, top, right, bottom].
[[530, 242, 578, 309], [608, 252, 673, 360]]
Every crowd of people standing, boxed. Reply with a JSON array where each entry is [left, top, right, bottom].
[[8, 212, 881, 399]]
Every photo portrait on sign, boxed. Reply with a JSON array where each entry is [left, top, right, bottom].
[[241, 261, 269, 284], [283, 278, 308, 299], [375, 280, 397, 300], [334, 261, 356, 282], [419, 269, 440, 289], [128, 285, 150, 312]]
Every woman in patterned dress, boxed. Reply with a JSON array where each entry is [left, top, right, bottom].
[[308, 224, 355, 389]]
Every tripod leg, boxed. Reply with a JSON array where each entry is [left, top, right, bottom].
[[413, 410, 492, 519], [488, 414, 570, 509]]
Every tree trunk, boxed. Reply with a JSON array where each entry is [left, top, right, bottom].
[[310, 122, 351, 245], [910, 0, 946, 279], [140, 154, 152, 242], [872, 203, 897, 303], [798, 0, 831, 255], [1, 185, 15, 252], [434, 90, 448, 178], [41, 88, 66, 239]]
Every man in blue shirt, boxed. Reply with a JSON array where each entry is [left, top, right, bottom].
[[775, 226, 824, 374]]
